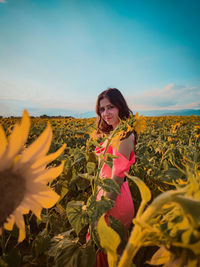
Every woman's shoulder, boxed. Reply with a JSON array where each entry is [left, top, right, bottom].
[[117, 133, 134, 160]]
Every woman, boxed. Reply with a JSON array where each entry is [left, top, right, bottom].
[[95, 88, 136, 267]]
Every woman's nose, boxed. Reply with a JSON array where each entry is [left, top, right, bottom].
[[103, 108, 109, 116]]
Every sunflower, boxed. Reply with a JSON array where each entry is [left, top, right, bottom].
[[0, 110, 66, 242], [133, 112, 146, 134], [171, 122, 181, 134]]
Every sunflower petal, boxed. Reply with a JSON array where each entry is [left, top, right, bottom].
[[14, 213, 26, 242], [18, 228, 26, 242], [4, 215, 15, 231], [34, 161, 65, 184], [31, 144, 66, 170], [5, 110, 30, 162], [22, 197, 42, 219], [32, 187, 60, 208], [0, 125, 7, 158], [18, 122, 52, 165]]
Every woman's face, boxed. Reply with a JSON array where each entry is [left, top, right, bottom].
[[99, 97, 119, 129]]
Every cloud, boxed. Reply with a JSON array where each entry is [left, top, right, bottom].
[[185, 101, 200, 109], [129, 83, 200, 111], [1, 83, 200, 116], [0, 0, 6, 3]]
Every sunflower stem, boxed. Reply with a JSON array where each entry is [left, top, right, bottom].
[[45, 209, 49, 234], [4, 233, 11, 252]]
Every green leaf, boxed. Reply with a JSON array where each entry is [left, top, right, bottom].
[[86, 195, 114, 223], [56, 243, 79, 267], [79, 245, 96, 267], [49, 233, 96, 267], [109, 215, 126, 248], [86, 162, 96, 175], [163, 160, 169, 171], [164, 168, 183, 180], [59, 180, 69, 201], [100, 178, 120, 194], [32, 229, 51, 258], [91, 228, 102, 249], [66, 201, 89, 235], [73, 153, 85, 166], [126, 174, 151, 203], [74, 175, 90, 191], [105, 153, 118, 169], [79, 173, 94, 182], [48, 230, 76, 258], [86, 151, 97, 163]]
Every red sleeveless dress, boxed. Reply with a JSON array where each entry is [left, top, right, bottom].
[[87, 137, 135, 267]]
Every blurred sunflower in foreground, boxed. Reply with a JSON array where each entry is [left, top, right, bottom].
[[0, 110, 66, 242]]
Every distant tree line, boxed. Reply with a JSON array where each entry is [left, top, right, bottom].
[[0, 115, 74, 119]]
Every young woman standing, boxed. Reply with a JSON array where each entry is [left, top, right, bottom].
[[94, 88, 136, 266]]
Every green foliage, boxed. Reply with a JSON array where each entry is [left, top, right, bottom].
[[48, 231, 96, 267], [32, 229, 51, 258], [66, 201, 89, 235], [99, 178, 120, 194], [104, 153, 118, 169], [86, 195, 114, 223], [1, 115, 200, 266], [108, 215, 127, 249]]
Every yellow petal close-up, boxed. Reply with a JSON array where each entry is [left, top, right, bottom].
[[14, 212, 26, 242], [4, 215, 15, 231], [18, 122, 52, 165], [6, 110, 30, 163], [31, 144, 66, 170], [34, 161, 65, 184], [22, 197, 43, 219], [18, 228, 26, 243], [32, 187, 60, 208]]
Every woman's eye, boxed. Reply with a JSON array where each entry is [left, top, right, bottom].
[[100, 108, 104, 113], [108, 105, 114, 109]]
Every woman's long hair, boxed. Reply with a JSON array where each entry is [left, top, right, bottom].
[[96, 88, 137, 144]]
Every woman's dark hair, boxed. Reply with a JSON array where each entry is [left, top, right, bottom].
[[96, 88, 137, 144]]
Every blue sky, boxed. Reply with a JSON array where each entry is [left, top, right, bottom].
[[0, 0, 200, 116]]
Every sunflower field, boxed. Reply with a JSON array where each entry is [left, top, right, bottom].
[[0, 112, 200, 267]]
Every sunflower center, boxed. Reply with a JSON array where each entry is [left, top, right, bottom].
[[0, 169, 26, 228]]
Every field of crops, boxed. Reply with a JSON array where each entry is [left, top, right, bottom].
[[0, 113, 200, 267]]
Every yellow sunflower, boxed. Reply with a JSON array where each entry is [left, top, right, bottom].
[[171, 122, 181, 134], [0, 110, 66, 242], [133, 112, 146, 134], [89, 129, 98, 140]]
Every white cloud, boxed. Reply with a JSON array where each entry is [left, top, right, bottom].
[[128, 83, 200, 111], [1, 83, 200, 116]]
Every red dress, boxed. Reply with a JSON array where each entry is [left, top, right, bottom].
[[88, 137, 135, 267]]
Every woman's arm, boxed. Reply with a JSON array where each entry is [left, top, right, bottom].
[[105, 134, 134, 201]]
